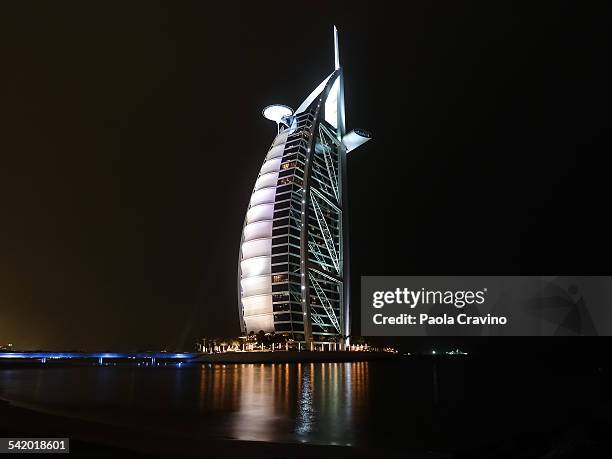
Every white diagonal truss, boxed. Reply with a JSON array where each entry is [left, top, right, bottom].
[[310, 311, 326, 326], [310, 190, 340, 273], [308, 272, 340, 332], [318, 125, 340, 202], [308, 240, 329, 271]]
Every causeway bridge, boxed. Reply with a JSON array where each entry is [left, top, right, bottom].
[[0, 352, 197, 365]]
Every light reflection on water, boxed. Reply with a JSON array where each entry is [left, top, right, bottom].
[[0, 362, 370, 446], [295, 363, 313, 436], [213, 362, 368, 444], [0, 359, 583, 451]]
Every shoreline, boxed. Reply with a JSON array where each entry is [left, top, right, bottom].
[[193, 350, 398, 364], [0, 351, 400, 367]]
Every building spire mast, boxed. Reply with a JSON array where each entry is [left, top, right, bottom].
[[334, 25, 340, 70], [333, 25, 346, 136]]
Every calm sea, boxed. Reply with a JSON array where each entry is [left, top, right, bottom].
[[0, 357, 599, 452]]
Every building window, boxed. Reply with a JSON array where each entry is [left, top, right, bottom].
[[277, 184, 293, 194], [271, 264, 288, 273], [274, 209, 290, 219], [272, 246, 288, 255], [274, 313, 291, 322], [274, 323, 292, 332], [292, 313, 304, 322], [272, 254, 288, 264], [272, 274, 288, 283]]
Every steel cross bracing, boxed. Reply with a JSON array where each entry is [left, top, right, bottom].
[[308, 240, 329, 271], [318, 125, 340, 202], [310, 310, 326, 326], [308, 272, 340, 332], [309, 188, 340, 273]]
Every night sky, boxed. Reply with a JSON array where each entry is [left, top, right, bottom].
[[1, 2, 609, 352]]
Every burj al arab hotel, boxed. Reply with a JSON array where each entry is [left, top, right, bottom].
[[238, 27, 371, 348]]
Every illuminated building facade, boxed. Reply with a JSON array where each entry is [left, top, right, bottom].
[[238, 27, 371, 347]]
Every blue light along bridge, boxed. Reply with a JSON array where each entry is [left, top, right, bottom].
[[0, 352, 197, 365]]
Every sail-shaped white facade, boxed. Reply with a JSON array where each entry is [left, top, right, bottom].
[[238, 129, 293, 332], [238, 27, 371, 346]]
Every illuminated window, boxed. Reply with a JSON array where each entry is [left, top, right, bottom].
[[281, 161, 296, 171], [272, 293, 289, 302], [272, 274, 288, 283]]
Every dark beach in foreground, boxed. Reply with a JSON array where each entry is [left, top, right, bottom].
[[0, 398, 424, 458]]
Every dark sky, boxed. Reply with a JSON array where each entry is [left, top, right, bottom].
[[1, 2, 610, 351]]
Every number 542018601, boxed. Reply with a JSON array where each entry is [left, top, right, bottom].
[[2, 438, 69, 454]]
